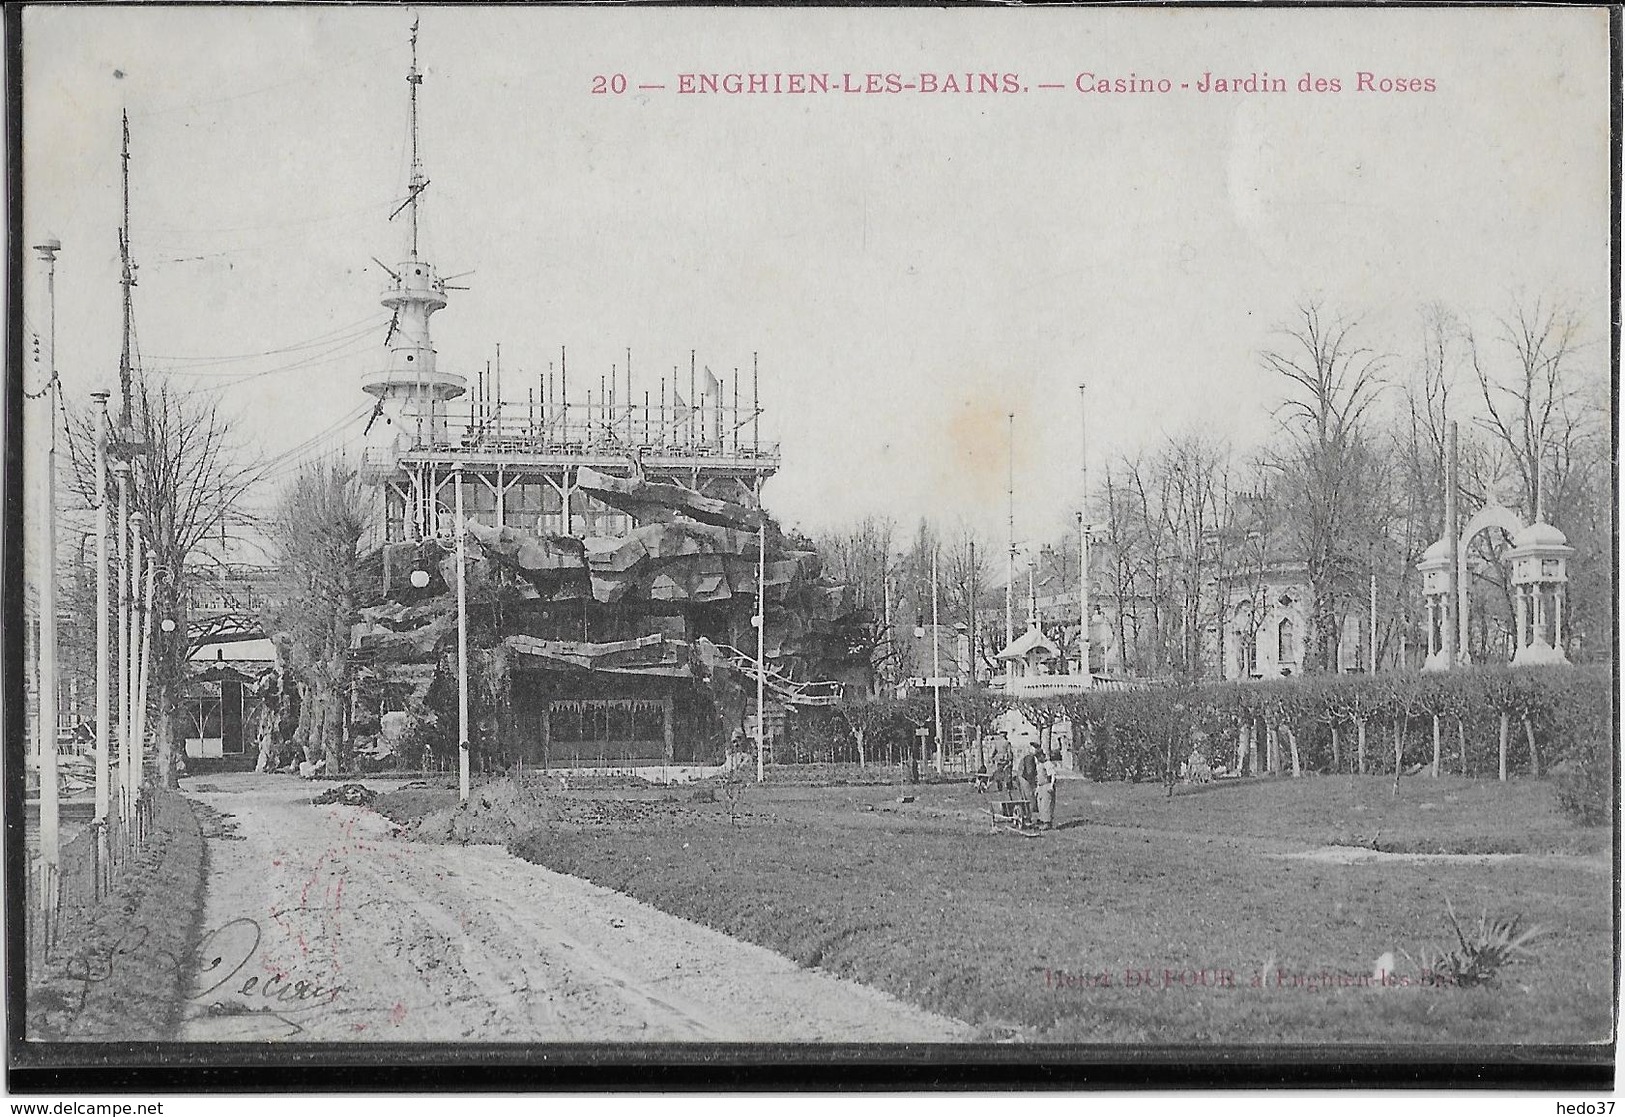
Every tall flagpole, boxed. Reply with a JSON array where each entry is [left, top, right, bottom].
[[1079, 383, 1091, 683], [1447, 419, 1462, 667], [1005, 412, 1015, 681], [455, 468, 470, 803], [931, 541, 943, 773], [756, 520, 766, 783]]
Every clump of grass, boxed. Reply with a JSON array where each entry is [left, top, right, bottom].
[[1413, 899, 1547, 987]]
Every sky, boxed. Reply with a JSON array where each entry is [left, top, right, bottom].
[[20, 5, 1614, 555]]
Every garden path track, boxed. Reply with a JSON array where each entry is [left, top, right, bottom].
[[178, 773, 972, 1043]]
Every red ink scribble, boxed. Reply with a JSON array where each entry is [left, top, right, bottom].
[[390, 1002, 408, 1026], [352, 1022, 368, 1033]]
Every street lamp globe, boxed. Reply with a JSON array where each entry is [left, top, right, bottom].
[[410, 569, 431, 589]]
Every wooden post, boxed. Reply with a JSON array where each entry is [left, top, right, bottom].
[[1431, 715, 1441, 778], [1498, 711, 1509, 781]]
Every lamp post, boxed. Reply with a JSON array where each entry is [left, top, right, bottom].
[[454, 468, 470, 803], [92, 392, 111, 828], [33, 237, 62, 928], [756, 520, 766, 783], [1369, 566, 1378, 675], [126, 512, 144, 817], [114, 460, 130, 823], [134, 552, 157, 779]]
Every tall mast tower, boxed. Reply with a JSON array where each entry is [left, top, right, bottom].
[[362, 18, 465, 455]]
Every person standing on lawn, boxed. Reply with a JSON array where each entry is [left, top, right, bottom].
[[989, 736, 1013, 792], [1016, 743, 1039, 822], [1036, 750, 1060, 830]]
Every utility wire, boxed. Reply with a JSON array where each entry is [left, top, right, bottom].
[[160, 331, 380, 390], [147, 313, 388, 369]]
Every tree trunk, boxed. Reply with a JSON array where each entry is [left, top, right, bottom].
[[1457, 717, 1467, 777], [1247, 722, 1260, 775], [1356, 718, 1367, 775], [1431, 715, 1441, 778], [322, 681, 344, 777], [1498, 711, 1509, 781], [1330, 722, 1341, 770], [1392, 717, 1403, 798], [1266, 724, 1279, 774], [854, 727, 867, 768], [1524, 716, 1539, 778], [256, 703, 275, 773], [1236, 724, 1248, 774], [154, 677, 178, 789], [1284, 723, 1302, 777], [293, 683, 315, 764]]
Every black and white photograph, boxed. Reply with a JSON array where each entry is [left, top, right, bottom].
[[10, 2, 1617, 1091]]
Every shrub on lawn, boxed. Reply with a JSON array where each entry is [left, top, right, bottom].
[[1553, 738, 1612, 826], [410, 774, 557, 844], [1413, 900, 1547, 987]]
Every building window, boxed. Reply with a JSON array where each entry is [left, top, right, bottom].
[[1239, 630, 1258, 676], [1277, 617, 1296, 665]]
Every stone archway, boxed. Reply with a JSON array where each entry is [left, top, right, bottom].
[[1454, 501, 1524, 665]]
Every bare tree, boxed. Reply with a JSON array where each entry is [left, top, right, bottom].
[[65, 373, 261, 788], [1262, 301, 1390, 673], [1097, 457, 1151, 675], [940, 520, 991, 683], [1467, 296, 1609, 655], [1151, 432, 1233, 679], [1469, 298, 1590, 517], [814, 514, 899, 690], [266, 461, 364, 776]]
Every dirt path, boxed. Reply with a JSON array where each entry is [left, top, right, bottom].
[[178, 773, 971, 1043]]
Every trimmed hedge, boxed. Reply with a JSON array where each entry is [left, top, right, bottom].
[[1053, 667, 1611, 792], [825, 666, 1612, 820]]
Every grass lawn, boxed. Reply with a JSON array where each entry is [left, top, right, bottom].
[[484, 772, 1613, 1045], [26, 790, 208, 1041]]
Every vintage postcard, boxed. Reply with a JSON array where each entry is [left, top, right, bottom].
[[11, 2, 1616, 1090]]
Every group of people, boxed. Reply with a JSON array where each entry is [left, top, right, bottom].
[[978, 736, 1062, 830]]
